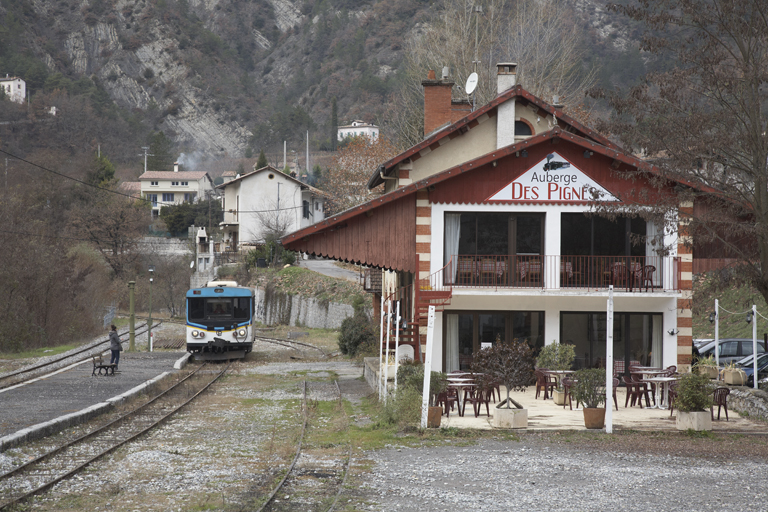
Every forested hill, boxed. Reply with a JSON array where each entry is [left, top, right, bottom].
[[0, 0, 647, 170]]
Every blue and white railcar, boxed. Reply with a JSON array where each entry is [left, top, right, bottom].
[[186, 281, 253, 359]]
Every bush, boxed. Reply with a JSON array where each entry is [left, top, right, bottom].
[[337, 313, 376, 356], [571, 368, 607, 409], [536, 342, 575, 371], [378, 385, 422, 428], [673, 372, 715, 412]]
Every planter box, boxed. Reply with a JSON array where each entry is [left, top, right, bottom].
[[583, 407, 605, 429], [492, 403, 528, 428], [552, 388, 567, 405], [722, 369, 746, 385], [427, 406, 442, 428], [702, 366, 719, 379], [676, 410, 712, 431]]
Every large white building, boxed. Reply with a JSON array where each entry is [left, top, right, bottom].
[[139, 163, 215, 218], [337, 120, 379, 141], [0, 75, 25, 104], [218, 165, 326, 249]]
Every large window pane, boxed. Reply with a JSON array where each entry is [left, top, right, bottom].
[[479, 314, 506, 346], [477, 213, 509, 255], [516, 215, 542, 254]]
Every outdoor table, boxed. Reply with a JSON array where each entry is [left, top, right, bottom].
[[543, 370, 574, 391], [644, 376, 677, 409]]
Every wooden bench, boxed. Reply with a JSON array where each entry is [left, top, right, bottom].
[[92, 354, 116, 376]]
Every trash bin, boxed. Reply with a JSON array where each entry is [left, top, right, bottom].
[[257, 258, 267, 268]]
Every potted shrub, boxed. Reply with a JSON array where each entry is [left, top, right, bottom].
[[720, 361, 747, 385], [694, 355, 719, 379], [535, 341, 576, 405], [673, 372, 715, 431], [570, 368, 607, 429], [471, 339, 535, 428]]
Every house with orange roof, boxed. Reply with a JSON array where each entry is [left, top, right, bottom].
[[139, 162, 215, 218]]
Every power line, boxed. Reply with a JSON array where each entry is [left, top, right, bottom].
[[0, 148, 310, 213]]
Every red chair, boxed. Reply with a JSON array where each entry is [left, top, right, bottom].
[[623, 375, 652, 408], [668, 381, 679, 418], [535, 369, 557, 399], [462, 386, 492, 417], [612, 377, 619, 411], [640, 265, 656, 291], [437, 388, 460, 417], [712, 387, 730, 421]]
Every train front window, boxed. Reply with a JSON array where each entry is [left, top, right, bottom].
[[188, 297, 251, 322]]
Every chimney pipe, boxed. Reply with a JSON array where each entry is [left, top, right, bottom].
[[496, 63, 518, 149], [174, 162, 179, 172]]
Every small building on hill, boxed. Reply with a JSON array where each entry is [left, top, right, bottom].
[[338, 120, 379, 141], [0, 75, 25, 104]]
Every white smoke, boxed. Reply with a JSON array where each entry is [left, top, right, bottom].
[[177, 151, 207, 171]]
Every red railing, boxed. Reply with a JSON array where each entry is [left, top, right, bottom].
[[445, 255, 680, 291]]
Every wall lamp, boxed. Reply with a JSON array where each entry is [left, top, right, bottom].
[[746, 311, 753, 324], [667, 328, 679, 336], [521, 150, 528, 158], [583, 150, 593, 158], [709, 312, 716, 323]]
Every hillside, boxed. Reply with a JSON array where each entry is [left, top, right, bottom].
[[0, 0, 651, 171]]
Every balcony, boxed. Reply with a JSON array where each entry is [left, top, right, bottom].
[[444, 255, 680, 292]]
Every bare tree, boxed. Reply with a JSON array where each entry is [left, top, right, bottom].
[[322, 136, 397, 213], [592, 0, 768, 301], [386, 0, 596, 148]]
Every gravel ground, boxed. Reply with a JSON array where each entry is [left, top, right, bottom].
[[6, 324, 768, 511], [357, 437, 768, 512]]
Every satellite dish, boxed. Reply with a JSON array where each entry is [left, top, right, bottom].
[[465, 72, 478, 95]]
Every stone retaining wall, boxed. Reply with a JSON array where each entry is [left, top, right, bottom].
[[727, 387, 768, 422], [254, 286, 356, 329]]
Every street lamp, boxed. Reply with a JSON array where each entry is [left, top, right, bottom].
[[148, 265, 155, 352]]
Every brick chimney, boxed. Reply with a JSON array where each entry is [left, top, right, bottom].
[[422, 69, 455, 136]]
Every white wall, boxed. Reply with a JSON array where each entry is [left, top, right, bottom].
[[427, 202, 681, 372]]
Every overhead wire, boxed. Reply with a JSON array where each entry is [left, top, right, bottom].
[[0, 147, 308, 213]]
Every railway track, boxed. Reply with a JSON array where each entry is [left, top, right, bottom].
[[255, 380, 353, 512], [0, 361, 228, 511], [0, 322, 159, 390], [253, 334, 328, 358]]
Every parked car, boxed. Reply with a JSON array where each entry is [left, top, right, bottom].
[[694, 338, 714, 349], [697, 338, 766, 366], [735, 353, 768, 387]]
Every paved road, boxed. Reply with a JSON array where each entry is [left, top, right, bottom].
[[299, 258, 360, 283]]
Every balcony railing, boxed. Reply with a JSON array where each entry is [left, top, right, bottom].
[[444, 255, 680, 292]]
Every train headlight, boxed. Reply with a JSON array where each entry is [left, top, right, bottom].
[[238, 329, 247, 337], [191, 330, 200, 337]]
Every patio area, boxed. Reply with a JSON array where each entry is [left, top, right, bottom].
[[439, 384, 768, 432]]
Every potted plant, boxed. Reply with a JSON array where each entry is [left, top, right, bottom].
[[535, 341, 576, 405], [694, 355, 719, 379], [570, 368, 607, 429], [720, 361, 747, 385], [427, 371, 448, 428], [673, 372, 715, 431], [471, 339, 535, 428]]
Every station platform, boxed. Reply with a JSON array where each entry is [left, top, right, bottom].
[[0, 350, 189, 451]]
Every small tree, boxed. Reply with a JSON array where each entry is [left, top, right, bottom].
[[673, 372, 715, 413], [571, 368, 607, 409], [256, 149, 268, 169], [536, 342, 575, 371], [471, 340, 535, 409]]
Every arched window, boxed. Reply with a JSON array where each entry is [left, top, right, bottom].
[[515, 120, 533, 136]]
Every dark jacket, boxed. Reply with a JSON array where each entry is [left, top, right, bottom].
[[109, 330, 123, 351]]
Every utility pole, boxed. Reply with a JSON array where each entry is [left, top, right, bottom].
[[472, 5, 482, 112], [128, 281, 136, 351], [139, 146, 154, 174]]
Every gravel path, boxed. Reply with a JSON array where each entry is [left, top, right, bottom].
[[359, 438, 768, 511]]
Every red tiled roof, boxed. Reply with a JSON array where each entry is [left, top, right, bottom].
[[139, 171, 210, 180]]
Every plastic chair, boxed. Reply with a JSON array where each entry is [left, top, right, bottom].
[[612, 377, 619, 411], [641, 265, 656, 291], [711, 387, 730, 421], [623, 375, 652, 408], [462, 386, 492, 417], [668, 381, 679, 418], [535, 369, 557, 399], [437, 388, 460, 417]]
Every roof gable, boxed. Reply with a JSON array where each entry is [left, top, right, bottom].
[[368, 85, 621, 189]]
